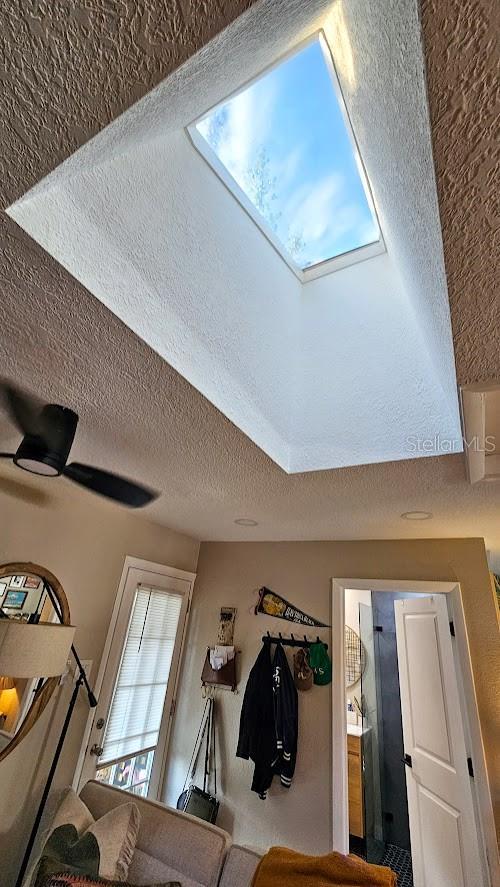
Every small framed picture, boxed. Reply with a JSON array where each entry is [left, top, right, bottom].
[[0, 581, 7, 599], [3, 589, 28, 610], [9, 576, 25, 589], [23, 575, 40, 590]]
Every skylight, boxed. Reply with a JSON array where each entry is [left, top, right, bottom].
[[188, 33, 383, 279]]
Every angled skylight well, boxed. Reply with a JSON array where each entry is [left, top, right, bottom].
[[188, 32, 384, 281]]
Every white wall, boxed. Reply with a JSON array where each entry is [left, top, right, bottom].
[[294, 253, 459, 471], [11, 130, 300, 471], [0, 474, 199, 887], [330, 0, 459, 410]]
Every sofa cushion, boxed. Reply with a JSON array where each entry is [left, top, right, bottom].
[[218, 845, 262, 887], [80, 782, 230, 887], [127, 848, 203, 887]]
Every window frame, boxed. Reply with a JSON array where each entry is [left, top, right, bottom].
[[97, 584, 185, 770], [186, 30, 385, 283], [73, 557, 195, 801]]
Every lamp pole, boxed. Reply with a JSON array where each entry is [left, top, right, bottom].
[[14, 582, 97, 887]]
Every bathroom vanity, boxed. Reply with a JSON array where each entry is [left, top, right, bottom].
[[347, 725, 364, 838]]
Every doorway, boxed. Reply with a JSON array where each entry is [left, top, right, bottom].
[[331, 579, 497, 887], [74, 557, 196, 800], [345, 589, 429, 884]]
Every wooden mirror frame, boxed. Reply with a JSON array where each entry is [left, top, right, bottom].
[[0, 563, 70, 763]]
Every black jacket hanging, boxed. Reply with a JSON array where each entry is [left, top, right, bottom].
[[272, 642, 298, 790], [236, 642, 275, 798], [236, 641, 298, 798]]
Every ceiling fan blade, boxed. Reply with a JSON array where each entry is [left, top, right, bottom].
[[0, 381, 44, 438], [0, 453, 15, 458], [63, 462, 158, 508], [0, 473, 54, 507]]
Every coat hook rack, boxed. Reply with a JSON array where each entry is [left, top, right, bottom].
[[262, 633, 328, 650]]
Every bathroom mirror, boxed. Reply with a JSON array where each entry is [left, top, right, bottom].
[[0, 563, 72, 762], [345, 624, 366, 687]]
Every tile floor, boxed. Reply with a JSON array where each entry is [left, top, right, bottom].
[[381, 843, 413, 887], [350, 837, 414, 887]]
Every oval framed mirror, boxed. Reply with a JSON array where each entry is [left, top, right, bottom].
[[0, 563, 72, 763]]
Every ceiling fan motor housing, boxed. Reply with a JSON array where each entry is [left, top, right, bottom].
[[14, 404, 78, 476]]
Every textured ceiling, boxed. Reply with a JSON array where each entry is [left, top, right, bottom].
[[421, 0, 500, 388], [0, 0, 498, 560], [7, 0, 461, 474], [0, 0, 255, 206]]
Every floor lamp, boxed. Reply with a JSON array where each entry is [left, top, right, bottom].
[[0, 579, 97, 887]]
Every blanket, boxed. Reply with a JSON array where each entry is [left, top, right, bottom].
[[252, 846, 397, 887]]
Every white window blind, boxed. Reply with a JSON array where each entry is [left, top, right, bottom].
[[100, 586, 182, 765]]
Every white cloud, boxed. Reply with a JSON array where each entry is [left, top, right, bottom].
[[213, 80, 278, 190], [285, 173, 345, 242], [274, 145, 304, 191], [283, 172, 374, 266], [197, 78, 376, 268]]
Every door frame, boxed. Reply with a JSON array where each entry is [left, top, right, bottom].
[[73, 556, 196, 797], [331, 578, 498, 886]]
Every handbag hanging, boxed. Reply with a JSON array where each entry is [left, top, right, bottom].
[[177, 697, 220, 824], [176, 698, 209, 811]]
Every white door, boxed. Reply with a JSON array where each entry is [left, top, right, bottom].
[[77, 561, 194, 800], [394, 595, 485, 887]]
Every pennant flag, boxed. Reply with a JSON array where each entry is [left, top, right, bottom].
[[255, 586, 329, 627]]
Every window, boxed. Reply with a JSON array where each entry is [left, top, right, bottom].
[[96, 749, 154, 798], [96, 586, 182, 797], [188, 32, 383, 280]]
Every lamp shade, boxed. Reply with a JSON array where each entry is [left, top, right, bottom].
[[0, 676, 15, 691], [0, 621, 75, 678]]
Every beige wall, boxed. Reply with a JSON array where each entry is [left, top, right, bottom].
[[166, 539, 499, 854], [0, 482, 199, 886]]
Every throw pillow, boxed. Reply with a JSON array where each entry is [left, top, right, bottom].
[[31, 788, 140, 886], [37, 875, 179, 887]]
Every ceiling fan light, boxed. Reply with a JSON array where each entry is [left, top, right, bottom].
[[14, 456, 59, 477], [14, 437, 64, 477]]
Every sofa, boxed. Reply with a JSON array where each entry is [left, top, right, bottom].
[[79, 780, 262, 887]]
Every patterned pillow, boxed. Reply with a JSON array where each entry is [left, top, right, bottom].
[[30, 789, 140, 886], [37, 875, 179, 887], [42, 872, 182, 887]]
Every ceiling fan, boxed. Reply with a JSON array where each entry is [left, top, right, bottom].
[[0, 381, 158, 508]]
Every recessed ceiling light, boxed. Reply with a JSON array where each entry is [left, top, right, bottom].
[[400, 511, 433, 521], [234, 518, 259, 526]]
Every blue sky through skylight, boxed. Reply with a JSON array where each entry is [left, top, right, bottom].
[[195, 37, 379, 270]]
